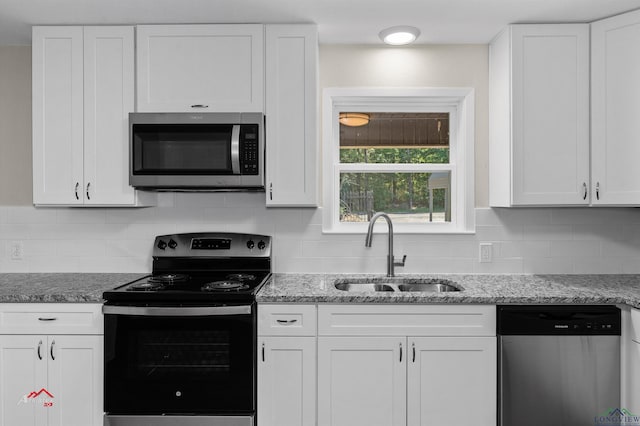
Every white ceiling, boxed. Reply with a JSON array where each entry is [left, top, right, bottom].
[[1, 0, 640, 45]]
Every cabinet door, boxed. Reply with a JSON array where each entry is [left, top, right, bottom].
[[592, 10, 640, 205], [407, 337, 496, 426], [510, 24, 590, 205], [265, 25, 318, 206], [83, 26, 136, 205], [0, 335, 48, 426], [258, 337, 316, 426], [47, 336, 103, 426], [136, 24, 264, 113], [318, 337, 406, 426], [32, 26, 84, 205]]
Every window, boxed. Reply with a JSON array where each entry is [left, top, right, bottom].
[[322, 88, 475, 233]]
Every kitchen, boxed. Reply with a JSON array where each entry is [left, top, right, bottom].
[[2, 0, 640, 425]]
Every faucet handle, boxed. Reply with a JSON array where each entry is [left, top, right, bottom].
[[394, 255, 407, 267]]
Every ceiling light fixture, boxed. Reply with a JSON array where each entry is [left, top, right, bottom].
[[339, 113, 370, 127], [379, 26, 420, 45]]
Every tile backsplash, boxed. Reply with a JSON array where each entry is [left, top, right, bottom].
[[1, 192, 640, 274]]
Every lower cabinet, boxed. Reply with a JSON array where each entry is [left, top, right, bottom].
[[258, 304, 317, 426], [0, 304, 103, 426], [258, 337, 316, 426], [317, 336, 496, 426], [318, 337, 406, 426]]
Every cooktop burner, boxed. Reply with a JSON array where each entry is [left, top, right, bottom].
[[202, 281, 250, 292], [127, 281, 165, 291], [226, 273, 257, 282], [148, 273, 189, 284]]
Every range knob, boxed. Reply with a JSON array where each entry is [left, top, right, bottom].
[[157, 240, 167, 250], [257, 240, 266, 250], [246, 240, 255, 249], [168, 239, 178, 249]]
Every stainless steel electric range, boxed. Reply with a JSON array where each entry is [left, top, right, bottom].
[[102, 232, 271, 426]]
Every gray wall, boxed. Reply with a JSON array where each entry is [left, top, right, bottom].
[[0, 46, 31, 206]]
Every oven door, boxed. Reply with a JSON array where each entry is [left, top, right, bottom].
[[103, 305, 255, 417]]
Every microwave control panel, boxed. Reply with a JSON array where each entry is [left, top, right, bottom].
[[240, 125, 259, 175]]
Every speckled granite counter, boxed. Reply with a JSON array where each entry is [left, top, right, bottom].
[[257, 274, 640, 308], [0, 273, 144, 302]]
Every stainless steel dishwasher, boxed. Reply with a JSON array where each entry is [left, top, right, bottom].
[[498, 305, 621, 426]]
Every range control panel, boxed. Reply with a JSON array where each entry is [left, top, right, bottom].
[[153, 233, 271, 258]]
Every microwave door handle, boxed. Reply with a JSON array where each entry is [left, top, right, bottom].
[[231, 124, 241, 174]]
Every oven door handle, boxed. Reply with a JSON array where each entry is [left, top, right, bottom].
[[102, 305, 252, 316]]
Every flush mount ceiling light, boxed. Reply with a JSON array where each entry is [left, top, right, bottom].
[[339, 113, 370, 127], [379, 26, 421, 45]]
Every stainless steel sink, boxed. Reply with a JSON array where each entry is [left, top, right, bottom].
[[333, 278, 462, 293], [334, 282, 395, 292]]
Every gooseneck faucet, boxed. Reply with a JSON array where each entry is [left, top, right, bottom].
[[365, 212, 406, 277]]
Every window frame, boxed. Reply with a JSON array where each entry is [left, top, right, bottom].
[[322, 87, 475, 234]]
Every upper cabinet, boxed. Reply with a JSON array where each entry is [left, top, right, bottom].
[[591, 10, 640, 205], [32, 26, 153, 206], [136, 25, 264, 112], [264, 25, 318, 207], [489, 24, 590, 207]]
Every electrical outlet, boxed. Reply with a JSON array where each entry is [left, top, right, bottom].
[[479, 243, 492, 263], [10, 241, 24, 260]]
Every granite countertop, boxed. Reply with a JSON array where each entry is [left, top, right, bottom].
[[257, 273, 640, 308], [0, 273, 143, 302]]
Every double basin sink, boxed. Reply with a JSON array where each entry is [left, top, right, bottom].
[[333, 277, 462, 293]]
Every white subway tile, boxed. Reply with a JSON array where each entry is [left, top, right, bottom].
[[549, 241, 601, 258], [56, 209, 106, 224], [622, 258, 640, 273], [27, 256, 80, 272], [572, 257, 624, 274], [571, 224, 627, 241], [105, 208, 158, 224], [523, 225, 573, 241], [0, 259, 30, 272], [77, 256, 150, 273], [56, 240, 106, 257], [5, 207, 57, 224], [174, 192, 226, 208], [499, 241, 550, 258], [476, 225, 523, 241], [523, 258, 573, 274], [0, 224, 32, 239], [473, 258, 524, 274], [105, 239, 154, 258], [601, 240, 640, 258], [223, 192, 266, 208]]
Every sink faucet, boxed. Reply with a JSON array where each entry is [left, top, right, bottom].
[[365, 212, 406, 277]]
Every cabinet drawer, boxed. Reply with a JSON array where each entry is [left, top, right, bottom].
[[318, 304, 495, 336], [258, 304, 317, 336], [0, 304, 103, 335]]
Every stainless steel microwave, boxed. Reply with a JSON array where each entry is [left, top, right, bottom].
[[129, 112, 264, 190]]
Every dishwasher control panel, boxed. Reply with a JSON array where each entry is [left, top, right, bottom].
[[497, 305, 621, 335]]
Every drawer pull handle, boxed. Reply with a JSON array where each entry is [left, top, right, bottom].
[[399, 342, 403, 362], [191, 104, 209, 108], [38, 317, 58, 321], [50, 340, 55, 361], [37, 340, 43, 360], [412, 342, 416, 363], [262, 343, 265, 362], [276, 319, 298, 325]]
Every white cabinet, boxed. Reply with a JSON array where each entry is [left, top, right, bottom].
[[257, 304, 316, 426], [32, 26, 152, 206], [489, 24, 590, 206], [317, 305, 497, 426], [0, 304, 103, 426], [318, 336, 406, 426], [136, 24, 264, 113], [407, 337, 496, 426], [265, 25, 318, 206], [591, 10, 640, 205]]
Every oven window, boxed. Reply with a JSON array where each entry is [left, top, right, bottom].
[[133, 124, 232, 174], [137, 329, 231, 379], [104, 312, 255, 415]]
